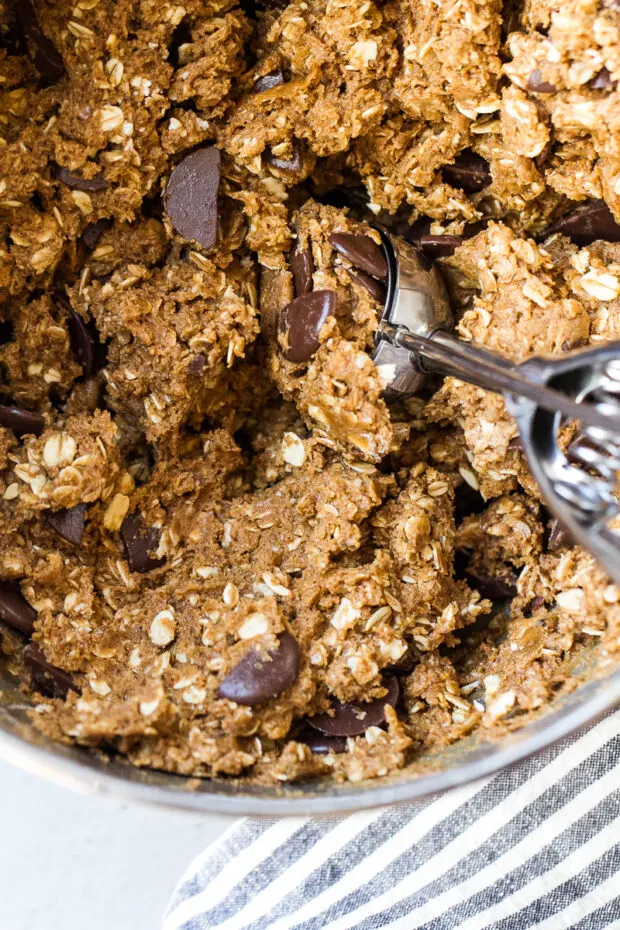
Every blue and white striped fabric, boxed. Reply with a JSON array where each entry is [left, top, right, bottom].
[[164, 710, 620, 930]]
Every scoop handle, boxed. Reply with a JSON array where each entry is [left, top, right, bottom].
[[381, 324, 620, 434]]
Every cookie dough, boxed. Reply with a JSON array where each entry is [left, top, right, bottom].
[[1, 0, 620, 787]]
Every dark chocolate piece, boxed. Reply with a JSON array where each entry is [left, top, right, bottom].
[[416, 234, 464, 259], [442, 152, 491, 194], [548, 519, 575, 551], [252, 70, 285, 94], [188, 354, 206, 375], [589, 68, 616, 90], [53, 164, 108, 193], [329, 233, 388, 280], [0, 581, 36, 636], [81, 218, 112, 250], [265, 141, 304, 174], [67, 308, 96, 375], [466, 572, 518, 599], [299, 730, 347, 755], [308, 676, 399, 737], [17, 0, 64, 85], [217, 631, 301, 705], [165, 147, 221, 250], [120, 513, 165, 573], [278, 290, 337, 363], [46, 504, 86, 546], [348, 269, 387, 304], [526, 69, 557, 93], [542, 200, 620, 245], [24, 644, 76, 699], [0, 405, 45, 437], [291, 248, 314, 297]]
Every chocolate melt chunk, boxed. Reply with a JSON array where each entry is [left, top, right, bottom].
[[52, 164, 108, 193], [24, 644, 76, 699], [67, 308, 96, 375], [308, 676, 399, 737], [278, 290, 337, 363], [349, 268, 387, 304], [329, 233, 388, 280], [252, 69, 285, 94], [542, 200, 620, 244], [534, 141, 553, 173], [0, 405, 45, 436], [217, 631, 300, 706], [589, 68, 616, 90], [442, 152, 491, 194], [188, 354, 206, 375], [291, 248, 314, 297], [526, 69, 557, 93], [165, 146, 221, 250], [46, 504, 86, 545], [416, 234, 464, 259], [120, 513, 165, 573], [81, 218, 112, 250], [17, 0, 65, 85], [466, 572, 518, 600], [299, 730, 347, 755], [0, 581, 36, 636], [265, 141, 304, 174], [548, 518, 575, 551]]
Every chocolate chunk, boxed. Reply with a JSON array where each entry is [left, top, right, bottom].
[[67, 308, 96, 375], [52, 164, 108, 193], [46, 504, 86, 545], [81, 218, 112, 250], [24, 644, 76, 699], [529, 595, 545, 612], [291, 248, 314, 297], [589, 68, 616, 90], [0, 581, 36, 636], [188, 354, 206, 375], [165, 146, 221, 250], [348, 268, 387, 304], [308, 676, 399, 737], [217, 631, 300, 705], [466, 572, 518, 599], [17, 0, 65, 85], [120, 513, 165, 573], [416, 234, 464, 259], [542, 200, 620, 244], [548, 518, 574, 551], [329, 233, 388, 280], [534, 141, 553, 172], [0, 405, 45, 436], [508, 436, 522, 450], [299, 730, 347, 755], [265, 141, 304, 174], [278, 290, 337, 363], [561, 337, 587, 352], [442, 152, 491, 194], [526, 69, 557, 93], [252, 70, 285, 94]]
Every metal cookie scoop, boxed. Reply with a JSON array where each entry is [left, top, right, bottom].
[[373, 230, 620, 586]]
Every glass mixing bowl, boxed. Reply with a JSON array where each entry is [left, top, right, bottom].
[[1, 645, 619, 815]]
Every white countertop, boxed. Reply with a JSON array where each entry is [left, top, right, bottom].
[[0, 759, 231, 930]]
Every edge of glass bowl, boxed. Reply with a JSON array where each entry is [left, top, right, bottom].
[[1, 659, 619, 816]]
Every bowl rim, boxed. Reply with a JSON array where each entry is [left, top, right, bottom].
[[1, 661, 620, 816]]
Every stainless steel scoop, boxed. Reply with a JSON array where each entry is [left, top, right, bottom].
[[374, 230, 620, 586]]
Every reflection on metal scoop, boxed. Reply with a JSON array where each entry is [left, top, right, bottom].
[[373, 230, 620, 586]]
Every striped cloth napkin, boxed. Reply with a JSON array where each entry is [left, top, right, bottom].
[[164, 709, 620, 930]]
